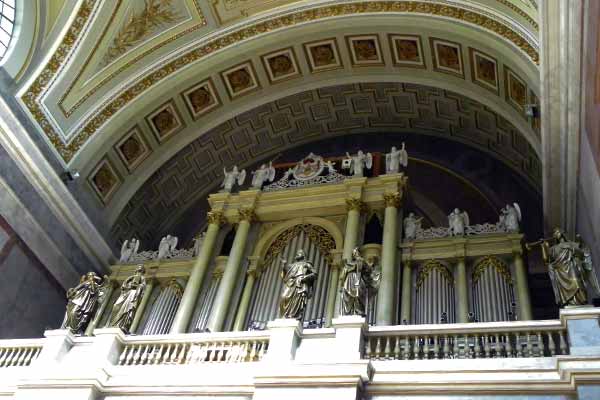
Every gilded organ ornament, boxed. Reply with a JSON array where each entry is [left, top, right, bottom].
[[107, 266, 147, 333], [279, 250, 317, 320], [61, 272, 110, 334]]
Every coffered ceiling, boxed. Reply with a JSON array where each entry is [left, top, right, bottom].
[[12, 0, 541, 246]]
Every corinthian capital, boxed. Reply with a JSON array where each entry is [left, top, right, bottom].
[[207, 210, 226, 226], [345, 198, 366, 213], [383, 192, 402, 208], [238, 207, 256, 222]]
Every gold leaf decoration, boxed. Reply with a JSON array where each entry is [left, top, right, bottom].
[[102, 0, 183, 66]]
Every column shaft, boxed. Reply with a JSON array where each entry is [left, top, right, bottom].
[[207, 215, 252, 332], [376, 197, 399, 325], [130, 279, 155, 334], [334, 203, 362, 316], [170, 213, 222, 333], [232, 272, 257, 331], [324, 266, 340, 326], [514, 253, 533, 320], [456, 258, 469, 323], [400, 262, 411, 324]]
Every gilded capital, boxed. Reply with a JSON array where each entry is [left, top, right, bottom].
[[238, 207, 256, 222], [345, 198, 366, 213], [383, 192, 402, 208], [207, 210, 226, 226]]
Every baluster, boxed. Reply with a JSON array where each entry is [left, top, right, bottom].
[[547, 331, 556, 356], [375, 337, 382, 360], [232, 341, 242, 362], [384, 337, 392, 360], [239, 342, 249, 362], [413, 336, 420, 360], [403, 336, 410, 360], [161, 344, 171, 365], [536, 332, 543, 357], [365, 337, 372, 360], [453, 334, 460, 359], [496, 334, 503, 358], [186, 344, 196, 364], [134, 344, 144, 365], [483, 335, 491, 358], [197, 343, 208, 363], [152, 344, 161, 365], [2, 349, 14, 367], [258, 341, 267, 361], [431, 335, 438, 359], [171, 343, 180, 363], [423, 336, 430, 359], [126, 345, 136, 365], [505, 332, 513, 358], [249, 341, 258, 361], [393, 337, 401, 360], [9, 348, 21, 366], [526, 332, 533, 357], [118, 346, 128, 366], [474, 334, 482, 359], [559, 331, 568, 355], [139, 344, 148, 365], [0, 348, 7, 367], [17, 348, 28, 366], [19, 348, 31, 366], [443, 335, 450, 359]]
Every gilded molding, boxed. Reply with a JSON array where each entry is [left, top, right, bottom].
[[22, 0, 539, 164], [494, 0, 538, 30], [238, 207, 256, 222], [383, 192, 402, 208], [207, 210, 226, 226], [345, 198, 366, 213]]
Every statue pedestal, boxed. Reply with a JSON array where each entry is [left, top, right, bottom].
[[264, 318, 302, 362], [332, 315, 367, 361], [36, 329, 75, 366], [560, 307, 600, 356]]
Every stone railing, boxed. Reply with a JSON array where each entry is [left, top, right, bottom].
[[117, 331, 269, 366], [0, 339, 44, 368], [364, 320, 568, 360]]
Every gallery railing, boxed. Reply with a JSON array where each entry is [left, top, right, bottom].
[[117, 331, 269, 366], [0, 339, 44, 368], [363, 320, 568, 360]]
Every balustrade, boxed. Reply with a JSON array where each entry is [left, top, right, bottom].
[[364, 320, 568, 360], [116, 333, 269, 366], [0, 341, 43, 368]]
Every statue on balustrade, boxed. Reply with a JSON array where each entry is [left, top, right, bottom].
[[404, 212, 423, 240], [119, 238, 140, 263], [279, 250, 317, 320], [192, 232, 206, 257], [344, 150, 373, 177], [61, 272, 110, 334], [340, 247, 380, 316], [385, 143, 408, 174], [499, 203, 521, 233], [251, 162, 276, 189], [527, 228, 600, 307], [107, 265, 147, 333], [448, 208, 469, 236], [158, 234, 178, 260], [221, 166, 246, 192]]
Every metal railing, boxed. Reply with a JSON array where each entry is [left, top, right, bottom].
[[364, 320, 568, 360]]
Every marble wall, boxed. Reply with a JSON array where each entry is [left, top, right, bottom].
[[0, 214, 65, 339]]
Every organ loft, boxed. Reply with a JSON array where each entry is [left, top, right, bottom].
[[1, 1, 600, 400]]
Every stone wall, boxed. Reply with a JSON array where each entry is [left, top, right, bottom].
[[0, 214, 65, 339]]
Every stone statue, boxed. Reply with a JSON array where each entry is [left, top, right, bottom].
[[340, 247, 380, 316], [251, 162, 276, 189], [404, 212, 423, 240], [221, 166, 246, 192], [107, 265, 146, 333], [279, 250, 317, 320], [119, 238, 140, 263], [448, 208, 469, 236], [158, 234, 178, 260], [325, 160, 337, 173], [499, 203, 521, 233], [345, 150, 373, 177], [61, 272, 109, 334], [527, 228, 600, 307], [192, 232, 206, 257], [385, 143, 408, 174]]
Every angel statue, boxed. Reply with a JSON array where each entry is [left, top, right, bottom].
[[158, 234, 178, 260], [340, 247, 381, 316], [251, 162, 276, 189], [192, 232, 206, 257], [61, 272, 110, 334], [448, 208, 469, 236], [279, 250, 317, 320], [221, 166, 246, 192], [345, 150, 373, 177], [385, 143, 408, 174], [404, 212, 423, 240], [526, 228, 600, 307], [499, 203, 522, 233], [107, 265, 147, 333], [119, 238, 140, 263]]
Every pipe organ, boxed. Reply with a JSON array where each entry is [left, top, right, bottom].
[[101, 152, 533, 335]]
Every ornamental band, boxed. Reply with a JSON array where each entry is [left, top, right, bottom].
[[279, 250, 317, 320], [107, 265, 147, 333]]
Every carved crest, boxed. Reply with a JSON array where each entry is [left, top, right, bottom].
[[293, 153, 325, 181]]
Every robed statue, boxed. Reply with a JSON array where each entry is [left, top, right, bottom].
[[527, 228, 600, 307], [251, 162, 276, 189], [340, 247, 380, 316], [448, 208, 469, 236], [279, 250, 317, 320], [107, 265, 147, 333], [385, 143, 408, 174], [61, 272, 109, 334], [221, 166, 246, 192], [345, 150, 373, 177]]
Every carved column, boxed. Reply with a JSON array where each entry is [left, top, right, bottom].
[[207, 207, 255, 332], [334, 198, 366, 316], [233, 256, 261, 331], [325, 249, 343, 326], [376, 192, 401, 326], [170, 210, 225, 333], [400, 261, 412, 324], [455, 257, 469, 323], [130, 277, 155, 334], [513, 251, 533, 320]]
